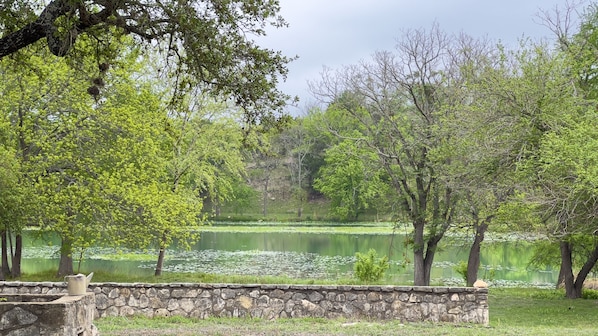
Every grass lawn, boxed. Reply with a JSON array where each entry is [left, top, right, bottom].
[[95, 287, 598, 336]]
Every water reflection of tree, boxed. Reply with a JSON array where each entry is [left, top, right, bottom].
[[20, 230, 556, 284]]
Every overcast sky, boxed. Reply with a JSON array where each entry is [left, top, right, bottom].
[[259, 0, 572, 115]]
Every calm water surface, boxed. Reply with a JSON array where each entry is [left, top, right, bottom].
[[20, 230, 556, 286]]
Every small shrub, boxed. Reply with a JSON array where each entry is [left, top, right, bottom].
[[582, 289, 598, 300], [354, 249, 389, 283], [454, 261, 468, 283]]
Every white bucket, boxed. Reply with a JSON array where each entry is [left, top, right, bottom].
[[65, 272, 93, 295]]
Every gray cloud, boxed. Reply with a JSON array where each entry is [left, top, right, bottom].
[[259, 0, 570, 115]]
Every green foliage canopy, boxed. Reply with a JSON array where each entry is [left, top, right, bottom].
[[0, 0, 294, 116], [314, 139, 390, 221]]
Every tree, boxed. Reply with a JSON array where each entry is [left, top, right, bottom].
[[2, 1, 282, 275], [0, 49, 94, 276], [153, 90, 247, 276], [432, 35, 521, 286], [277, 118, 314, 217], [0, 43, 185, 276], [534, 117, 598, 298], [311, 24, 460, 286], [0, 143, 35, 279], [0, 47, 61, 277], [314, 139, 390, 221], [492, 2, 598, 298], [0, 0, 294, 115], [37, 58, 175, 276], [223, 180, 259, 216], [246, 131, 283, 217], [301, 116, 332, 199], [467, 28, 598, 297]]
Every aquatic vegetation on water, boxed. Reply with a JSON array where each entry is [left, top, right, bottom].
[[137, 249, 356, 279], [19, 230, 557, 287]]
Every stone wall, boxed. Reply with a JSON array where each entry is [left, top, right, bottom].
[[0, 282, 489, 325], [0, 292, 96, 336]]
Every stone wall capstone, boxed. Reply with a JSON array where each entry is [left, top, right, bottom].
[[0, 282, 489, 325]]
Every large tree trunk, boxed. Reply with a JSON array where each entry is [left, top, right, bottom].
[[0, 0, 75, 58], [423, 240, 438, 285], [57, 236, 74, 276], [0, 22, 46, 58], [0, 0, 114, 59], [466, 222, 489, 286], [413, 220, 427, 286], [1, 230, 10, 277], [10, 234, 22, 278], [559, 241, 579, 298], [556, 260, 567, 290], [567, 242, 598, 299]]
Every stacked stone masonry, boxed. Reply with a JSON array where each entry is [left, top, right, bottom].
[[0, 293, 96, 336], [0, 282, 489, 325]]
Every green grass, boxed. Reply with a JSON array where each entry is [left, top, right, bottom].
[[211, 198, 394, 223], [489, 288, 598, 331], [15, 270, 365, 285], [199, 221, 402, 234], [95, 288, 598, 336]]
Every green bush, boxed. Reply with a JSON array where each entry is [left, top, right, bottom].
[[354, 249, 389, 283], [454, 261, 496, 284], [454, 260, 468, 283], [582, 289, 598, 300]]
